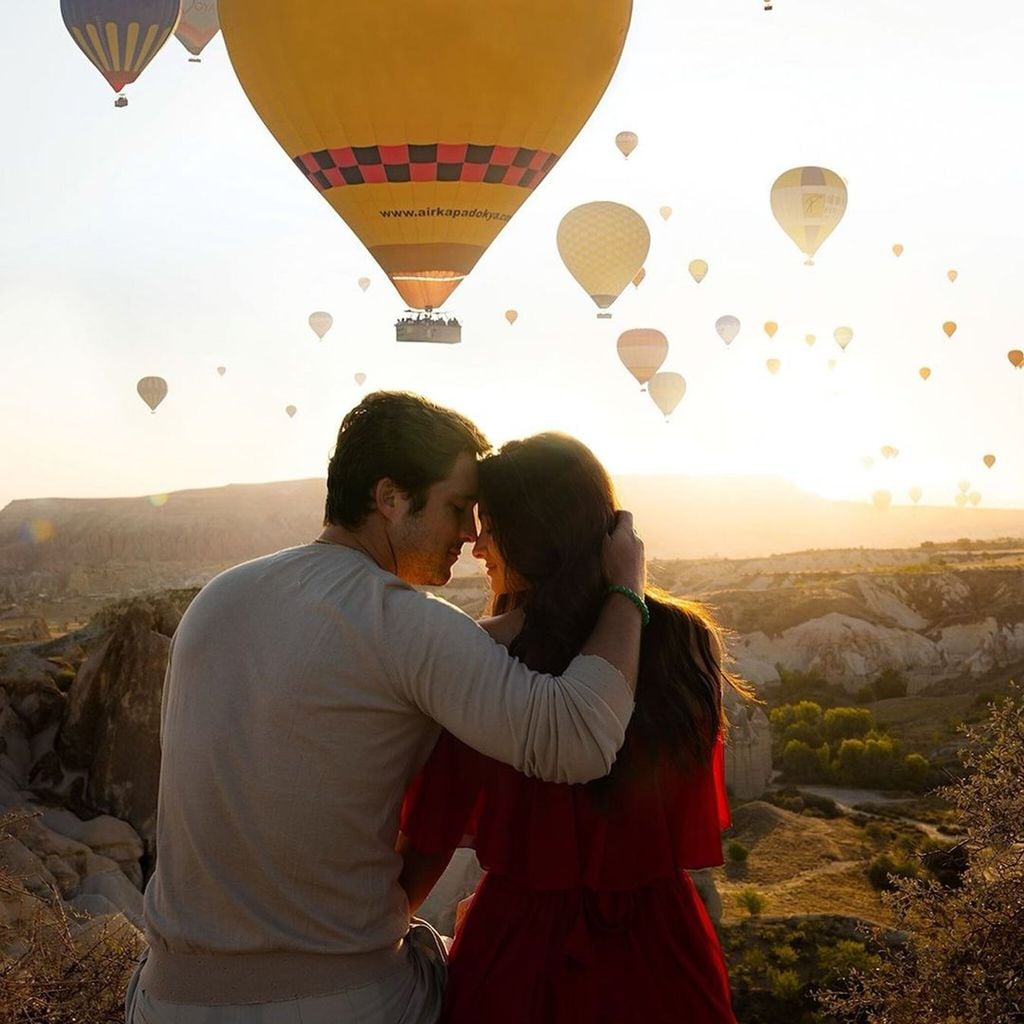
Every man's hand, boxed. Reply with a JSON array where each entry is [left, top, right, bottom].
[[601, 510, 646, 595]]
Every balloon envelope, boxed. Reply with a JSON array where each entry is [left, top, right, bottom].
[[631, 267, 646, 288], [880, 445, 899, 459], [957, 479, 970, 494], [61, 0, 180, 95], [688, 259, 708, 284], [766, 358, 781, 375], [617, 329, 668, 386], [309, 311, 333, 339], [909, 486, 922, 504], [834, 326, 853, 350], [137, 376, 168, 413], [648, 372, 686, 419], [947, 269, 958, 283], [770, 166, 847, 264], [176, 0, 220, 58], [505, 309, 518, 325], [615, 131, 638, 158], [872, 490, 892, 511], [286, 404, 297, 418], [216, 366, 226, 376], [357, 277, 371, 292], [968, 492, 981, 506], [220, 0, 632, 310], [763, 321, 778, 339], [983, 454, 996, 468], [716, 316, 741, 345], [354, 373, 366, 386], [892, 243, 903, 257], [557, 202, 649, 313], [955, 493, 968, 507], [943, 321, 957, 338], [919, 367, 931, 380], [659, 205, 672, 221], [805, 334, 816, 347], [1009, 350, 1024, 368]]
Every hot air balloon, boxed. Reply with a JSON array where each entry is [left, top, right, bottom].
[[631, 268, 646, 288], [827, 358, 837, 370], [954, 493, 968, 507], [176, 0, 220, 61], [805, 334, 816, 347], [216, 365, 226, 376], [880, 445, 899, 460], [983, 454, 996, 468], [766, 358, 781, 375], [220, 0, 632, 311], [892, 243, 904, 257], [659, 206, 672, 221], [557, 202, 649, 317], [648, 372, 686, 420], [770, 166, 847, 264], [61, 0, 181, 106], [137, 376, 168, 413], [285, 404, 297, 418], [968, 492, 981, 507], [357, 277, 371, 292], [615, 131, 638, 158], [688, 259, 708, 284], [354, 372, 366, 386], [957, 479, 970, 494], [1008, 350, 1023, 368], [909, 486, 922, 504], [834, 326, 853, 351], [764, 321, 778, 339], [309, 311, 333, 339], [947, 269, 958, 283], [919, 367, 931, 381], [505, 309, 518, 325], [716, 316, 741, 346], [862, 456, 875, 469], [617, 329, 668, 389], [872, 490, 892, 511], [943, 321, 957, 338]]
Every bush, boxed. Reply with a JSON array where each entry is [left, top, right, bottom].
[[725, 840, 750, 864], [772, 943, 799, 967], [823, 706, 873, 743], [766, 967, 802, 1001], [735, 888, 768, 916], [818, 939, 881, 985], [867, 853, 920, 891]]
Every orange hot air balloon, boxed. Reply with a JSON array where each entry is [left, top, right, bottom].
[[947, 269, 958, 283], [919, 367, 931, 380], [1008, 349, 1024, 368], [763, 321, 778, 339], [892, 243, 904, 257], [983, 454, 996, 468], [505, 309, 518, 325], [659, 205, 672, 221], [632, 267, 646, 288], [943, 321, 957, 338], [220, 0, 632, 310], [880, 445, 899, 460], [617, 329, 668, 388]]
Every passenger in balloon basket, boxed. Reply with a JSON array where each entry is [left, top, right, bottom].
[[125, 391, 648, 1024], [398, 433, 743, 1024]]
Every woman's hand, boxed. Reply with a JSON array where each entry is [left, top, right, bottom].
[[601, 510, 646, 595]]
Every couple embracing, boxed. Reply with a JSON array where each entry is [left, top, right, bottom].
[[126, 391, 739, 1024]]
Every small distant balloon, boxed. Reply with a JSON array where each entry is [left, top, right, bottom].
[[862, 456, 875, 469], [285, 404, 297, 418], [943, 321, 957, 338], [909, 486, 922, 504], [309, 311, 333, 339], [216, 366, 226, 377], [957, 479, 970, 494], [632, 268, 646, 288], [892, 243, 904, 257], [770, 166, 847, 265], [505, 309, 518, 325], [659, 206, 672, 221], [354, 372, 366, 386], [955, 493, 968, 507], [872, 490, 892, 511], [766, 358, 781, 375], [834, 326, 854, 350], [983, 454, 996, 468], [805, 334, 816, 347], [648, 371, 686, 419], [919, 367, 931, 381], [968, 492, 981, 507], [764, 321, 778, 339], [357, 277, 371, 292], [615, 131, 638, 159], [137, 376, 167, 414], [716, 316, 741, 346], [618, 329, 669, 388], [947, 269, 958, 283], [1008, 350, 1024, 368], [880, 445, 899, 460], [688, 259, 708, 284], [827, 358, 837, 370]]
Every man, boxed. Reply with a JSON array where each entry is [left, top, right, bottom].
[[126, 391, 647, 1023]]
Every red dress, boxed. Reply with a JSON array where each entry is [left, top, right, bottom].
[[401, 729, 736, 1024]]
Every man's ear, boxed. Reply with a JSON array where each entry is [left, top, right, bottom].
[[373, 478, 402, 522]]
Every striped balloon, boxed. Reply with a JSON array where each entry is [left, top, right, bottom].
[[770, 166, 847, 265], [617, 329, 668, 388], [61, 0, 180, 97], [176, 0, 220, 59]]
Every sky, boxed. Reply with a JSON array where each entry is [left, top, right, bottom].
[[2, 0, 1024, 513]]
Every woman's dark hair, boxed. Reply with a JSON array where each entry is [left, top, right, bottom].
[[478, 432, 751, 797], [324, 391, 490, 527]]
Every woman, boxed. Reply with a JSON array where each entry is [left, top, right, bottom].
[[399, 433, 746, 1023]]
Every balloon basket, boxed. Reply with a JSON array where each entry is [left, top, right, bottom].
[[804, 258, 814, 266], [188, 57, 202, 63], [114, 95, 128, 108], [597, 313, 612, 319]]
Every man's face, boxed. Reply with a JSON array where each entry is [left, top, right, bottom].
[[389, 451, 479, 585]]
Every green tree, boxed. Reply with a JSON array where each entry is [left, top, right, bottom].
[[782, 739, 819, 781], [734, 888, 768, 917], [823, 706, 874, 743]]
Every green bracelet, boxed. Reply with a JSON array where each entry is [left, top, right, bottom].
[[606, 584, 650, 627]]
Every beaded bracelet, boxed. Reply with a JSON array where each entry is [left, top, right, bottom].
[[606, 584, 650, 627]]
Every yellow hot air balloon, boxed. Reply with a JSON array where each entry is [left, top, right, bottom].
[[805, 333, 816, 347], [221, 0, 632, 310], [1009, 349, 1024, 368], [943, 321, 957, 338], [309, 311, 333, 339], [957, 479, 970, 494], [137, 376, 167, 413], [954, 493, 968, 507], [827, 358, 837, 370], [947, 269, 958, 283], [968, 491, 981, 507], [716, 316, 741, 346], [357, 277, 371, 292], [631, 267, 646, 288], [892, 243, 904, 257], [216, 365, 226, 376], [880, 445, 899, 460], [659, 205, 672, 222], [834, 326, 853, 351], [505, 309, 518, 325], [648, 372, 686, 420], [688, 259, 708, 284], [615, 131, 638, 159], [617, 329, 668, 388], [919, 367, 931, 381], [285, 404, 297, 419], [862, 456, 875, 469], [354, 372, 366, 386], [764, 321, 778, 339], [766, 358, 781, 375], [909, 486, 922, 504], [176, 0, 220, 61], [770, 166, 847, 265], [983, 454, 996, 469], [557, 202, 649, 317], [872, 490, 892, 511]]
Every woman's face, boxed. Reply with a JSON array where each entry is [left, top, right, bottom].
[[472, 506, 522, 597]]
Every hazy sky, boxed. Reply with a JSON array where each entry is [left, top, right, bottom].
[[3, 1, 1024, 512]]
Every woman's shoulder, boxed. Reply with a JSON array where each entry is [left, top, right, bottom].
[[477, 608, 525, 648]]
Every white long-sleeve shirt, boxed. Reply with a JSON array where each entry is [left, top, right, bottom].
[[141, 543, 633, 1005]]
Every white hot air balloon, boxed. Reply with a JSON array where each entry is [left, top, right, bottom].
[[216, 366, 226, 377], [357, 277, 371, 292], [715, 316, 741, 346], [648, 372, 686, 420], [285, 404, 297, 418], [354, 372, 367, 386], [309, 311, 333, 339]]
